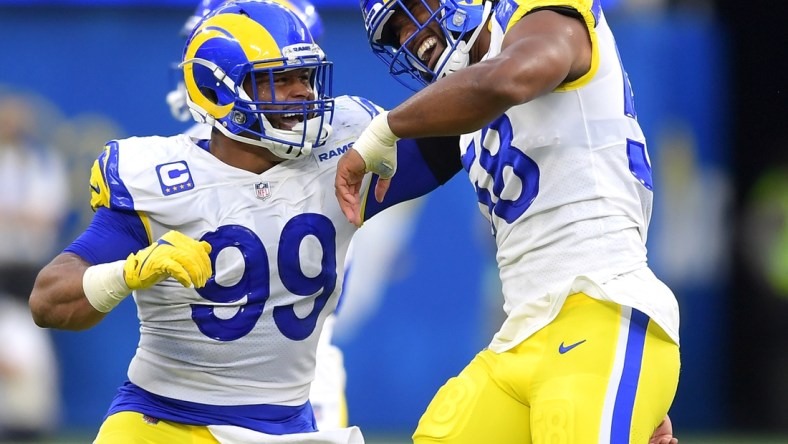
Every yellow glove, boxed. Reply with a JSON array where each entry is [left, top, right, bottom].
[[123, 230, 212, 290]]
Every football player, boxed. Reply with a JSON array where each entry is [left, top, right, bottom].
[[29, 1, 459, 442], [335, 0, 681, 443], [167, 0, 349, 432]]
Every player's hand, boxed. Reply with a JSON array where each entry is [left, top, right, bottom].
[[649, 415, 678, 444], [335, 111, 399, 226], [335, 149, 367, 226], [123, 230, 212, 290]]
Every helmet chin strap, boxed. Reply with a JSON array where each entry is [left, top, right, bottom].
[[189, 103, 333, 160], [434, 0, 493, 81], [259, 114, 334, 159]]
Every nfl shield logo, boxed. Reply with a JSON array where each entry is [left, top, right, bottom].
[[254, 182, 271, 200]]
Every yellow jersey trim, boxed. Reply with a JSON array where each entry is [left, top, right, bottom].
[[504, 1, 599, 91]]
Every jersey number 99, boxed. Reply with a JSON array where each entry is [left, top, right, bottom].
[[191, 213, 337, 342]]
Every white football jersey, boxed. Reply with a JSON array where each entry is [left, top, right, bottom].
[[461, 1, 680, 352], [91, 96, 378, 407]]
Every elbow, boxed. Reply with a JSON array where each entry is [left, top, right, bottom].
[[27, 253, 103, 330], [29, 293, 97, 331], [29, 270, 50, 327], [477, 65, 534, 109], [28, 273, 82, 330], [29, 278, 59, 329], [29, 289, 53, 328], [486, 83, 529, 110]]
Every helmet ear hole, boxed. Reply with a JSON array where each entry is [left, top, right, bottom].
[[200, 87, 218, 104], [191, 63, 235, 106]]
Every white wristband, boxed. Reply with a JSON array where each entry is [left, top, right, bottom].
[[82, 260, 132, 313], [354, 111, 399, 179]]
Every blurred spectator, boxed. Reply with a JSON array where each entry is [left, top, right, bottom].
[[0, 93, 65, 440], [651, 121, 730, 287], [52, 113, 125, 247], [0, 94, 70, 289], [0, 295, 60, 441], [741, 161, 788, 298]]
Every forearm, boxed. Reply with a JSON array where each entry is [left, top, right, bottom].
[[29, 253, 108, 330]]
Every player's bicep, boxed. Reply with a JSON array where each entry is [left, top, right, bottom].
[[498, 10, 591, 93]]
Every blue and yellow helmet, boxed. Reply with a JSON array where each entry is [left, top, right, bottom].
[[181, 0, 324, 42], [169, 0, 325, 123], [360, 0, 492, 91], [181, 0, 334, 159], [274, 0, 325, 42]]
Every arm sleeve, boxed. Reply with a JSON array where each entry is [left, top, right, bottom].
[[413, 136, 463, 185], [64, 207, 150, 265], [363, 135, 461, 220]]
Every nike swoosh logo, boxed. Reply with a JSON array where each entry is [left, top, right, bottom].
[[558, 339, 587, 354], [90, 183, 100, 194]]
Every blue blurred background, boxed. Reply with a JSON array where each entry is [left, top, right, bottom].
[[0, 0, 786, 441]]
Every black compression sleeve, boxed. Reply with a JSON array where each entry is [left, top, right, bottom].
[[414, 136, 463, 185]]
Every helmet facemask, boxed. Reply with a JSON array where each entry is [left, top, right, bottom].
[[239, 63, 334, 159], [361, 0, 492, 91], [181, 1, 334, 160]]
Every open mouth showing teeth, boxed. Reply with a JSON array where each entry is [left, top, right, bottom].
[[416, 36, 438, 67], [278, 111, 305, 130]]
